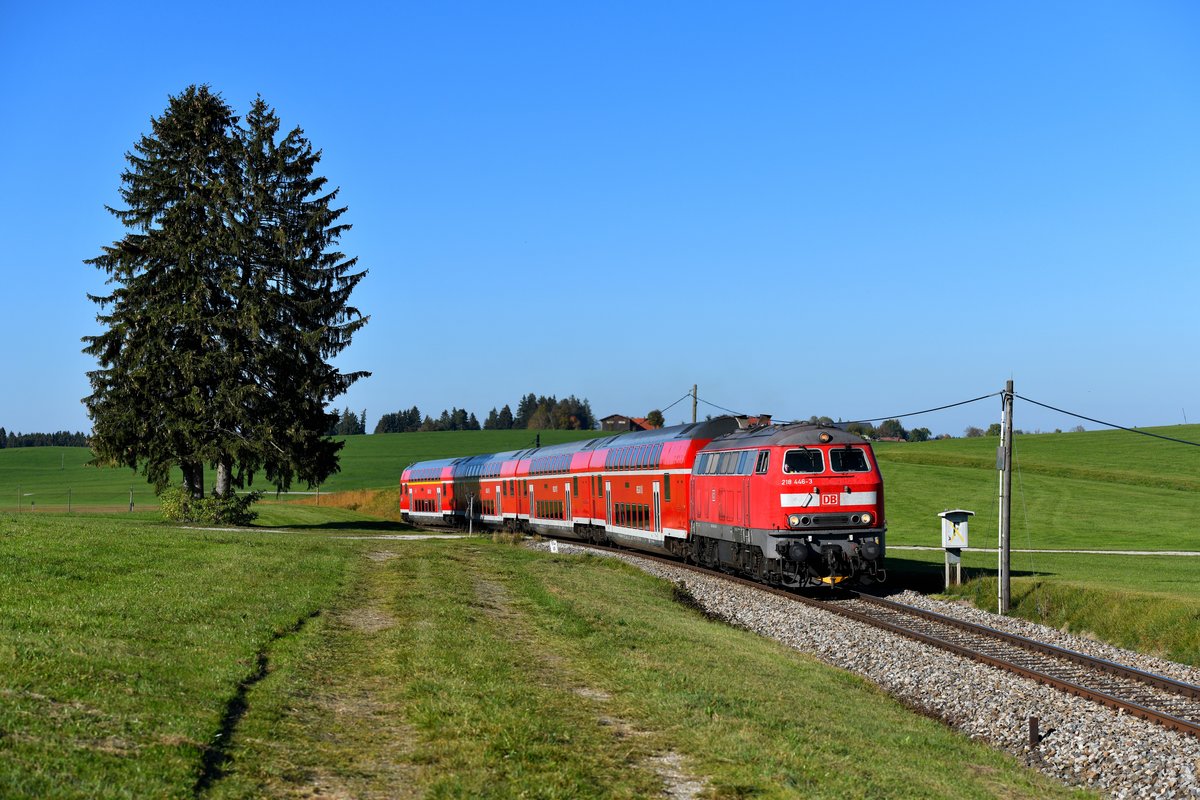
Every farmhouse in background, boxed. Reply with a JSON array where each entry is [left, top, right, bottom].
[[600, 414, 658, 432]]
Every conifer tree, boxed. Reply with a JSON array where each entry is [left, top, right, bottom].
[[497, 404, 514, 430], [83, 86, 368, 505]]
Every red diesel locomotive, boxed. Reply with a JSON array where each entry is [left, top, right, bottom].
[[400, 416, 886, 586]]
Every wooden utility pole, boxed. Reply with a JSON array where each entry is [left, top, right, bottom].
[[692, 384, 698, 424], [998, 380, 1014, 614]]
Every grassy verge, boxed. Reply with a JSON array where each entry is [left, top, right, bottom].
[[0, 512, 359, 799], [219, 538, 1089, 799]]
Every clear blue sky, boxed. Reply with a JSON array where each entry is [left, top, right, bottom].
[[2, 1, 1198, 437]]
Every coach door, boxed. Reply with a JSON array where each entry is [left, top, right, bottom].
[[496, 483, 502, 518], [437, 485, 443, 514], [605, 481, 612, 527], [653, 481, 661, 532], [565, 483, 572, 523]]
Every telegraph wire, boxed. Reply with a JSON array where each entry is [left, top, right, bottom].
[[673, 388, 1200, 448], [659, 392, 695, 415], [841, 392, 1003, 425], [1014, 394, 1200, 448], [696, 396, 746, 417], [691, 391, 1002, 426]]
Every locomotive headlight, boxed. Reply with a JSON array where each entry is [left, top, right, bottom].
[[788, 514, 802, 528], [861, 512, 874, 525]]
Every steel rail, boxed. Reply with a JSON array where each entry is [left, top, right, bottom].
[[844, 592, 1200, 700], [821, 593, 1200, 739], [553, 539, 1200, 739]]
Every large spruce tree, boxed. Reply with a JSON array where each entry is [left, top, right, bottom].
[[84, 86, 368, 503]]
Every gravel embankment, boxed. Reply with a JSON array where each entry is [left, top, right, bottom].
[[532, 542, 1200, 799]]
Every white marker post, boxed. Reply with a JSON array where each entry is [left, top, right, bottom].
[[939, 509, 974, 589]]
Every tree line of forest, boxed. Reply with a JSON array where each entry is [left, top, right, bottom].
[[807, 416, 1058, 441], [0, 428, 90, 448], [373, 395, 596, 434]]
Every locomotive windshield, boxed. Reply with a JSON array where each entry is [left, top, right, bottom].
[[830, 447, 871, 472], [783, 448, 824, 474]]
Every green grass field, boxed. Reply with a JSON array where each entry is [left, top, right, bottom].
[[0, 512, 358, 798], [0, 512, 1089, 799]]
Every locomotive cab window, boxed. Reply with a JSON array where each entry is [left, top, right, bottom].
[[755, 450, 769, 474], [830, 446, 871, 473], [783, 448, 824, 474]]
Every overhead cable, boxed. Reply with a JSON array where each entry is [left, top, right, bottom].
[[659, 392, 694, 415], [1014, 394, 1200, 448], [842, 392, 1003, 425], [697, 396, 746, 417]]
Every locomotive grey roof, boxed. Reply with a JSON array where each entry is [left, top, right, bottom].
[[702, 422, 867, 450]]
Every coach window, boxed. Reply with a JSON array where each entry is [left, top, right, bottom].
[[783, 448, 824, 474], [573, 476, 579, 495], [831, 446, 871, 473], [755, 450, 770, 474], [663, 473, 671, 501], [737, 450, 754, 475]]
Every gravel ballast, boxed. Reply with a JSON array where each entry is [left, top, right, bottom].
[[532, 541, 1200, 799]]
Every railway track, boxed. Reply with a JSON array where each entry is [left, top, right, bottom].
[[819, 591, 1200, 739], [560, 539, 1200, 739]]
